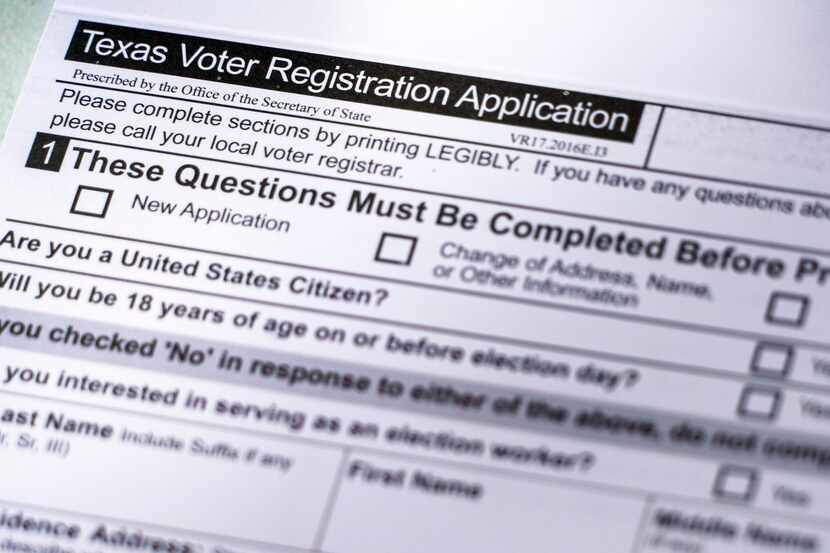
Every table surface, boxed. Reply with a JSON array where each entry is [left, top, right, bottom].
[[0, 0, 54, 140]]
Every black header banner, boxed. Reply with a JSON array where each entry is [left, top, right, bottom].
[[65, 20, 644, 142]]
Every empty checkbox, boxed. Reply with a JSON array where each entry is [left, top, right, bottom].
[[70, 186, 113, 218], [713, 465, 759, 502], [750, 342, 794, 379], [765, 292, 810, 327], [737, 385, 782, 421], [374, 233, 417, 266]]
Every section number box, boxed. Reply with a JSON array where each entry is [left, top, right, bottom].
[[25, 132, 71, 172]]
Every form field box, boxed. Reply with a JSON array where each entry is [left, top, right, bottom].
[[765, 292, 810, 327], [374, 232, 417, 266], [70, 186, 113, 218], [737, 385, 782, 421], [750, 342, 794, 379], [713, 465, 758, 502], [323, 452, 645, 552]]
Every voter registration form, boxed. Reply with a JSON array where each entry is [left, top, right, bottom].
[[0, 0, 829, 551]]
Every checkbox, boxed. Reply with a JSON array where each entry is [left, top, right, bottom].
[[70, 186, 113, 218], [713, 465, 759, 502], [737, 385, 782, 421], [750, 342, 794, 379], [765, 292, 810, 327], [374, 232, 417, 266]]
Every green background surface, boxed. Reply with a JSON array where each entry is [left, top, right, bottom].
[[0, 0, 54, 140]]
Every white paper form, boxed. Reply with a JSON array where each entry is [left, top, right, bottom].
[[0, 1, 829, 552]]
